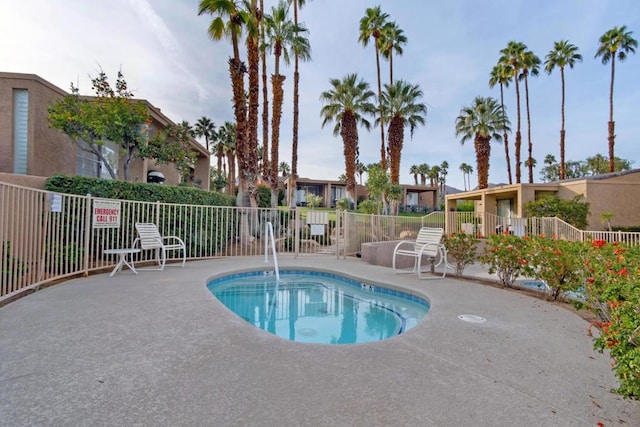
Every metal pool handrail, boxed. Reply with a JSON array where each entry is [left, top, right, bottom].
[[264, 221, 280, 281]]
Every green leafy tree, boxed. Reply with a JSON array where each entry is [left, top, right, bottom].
[[544, 40, 582, 180], [48, 70, 150, 181], [595, 25, 637, 172], [320, 74, 375, 201], [525, 195, 589, 229], [455, 96, 509, 189], [364, 163, 388, 215], [145, 122, 198, 182]]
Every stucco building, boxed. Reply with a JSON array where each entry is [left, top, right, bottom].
[[0, 72, 210, 189], [445, 170, 640, 230]]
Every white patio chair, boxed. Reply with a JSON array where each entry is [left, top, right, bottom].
[[392, 227, 448, 279], [133, 223, 186, 271]]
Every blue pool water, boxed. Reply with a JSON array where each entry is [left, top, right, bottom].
[[207, 270, 430, 345]]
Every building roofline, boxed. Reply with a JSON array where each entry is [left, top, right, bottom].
[[1, 71, 208, 158]]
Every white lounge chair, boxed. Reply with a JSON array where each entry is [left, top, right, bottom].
[[392, 227, 448, 279], [133, 223, 186, 271]]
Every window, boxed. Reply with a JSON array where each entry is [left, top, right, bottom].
[[13, 89, 29, 174]]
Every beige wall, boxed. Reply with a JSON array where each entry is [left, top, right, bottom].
[[585, 180, 640, 230], [0, 73, 77, 176]]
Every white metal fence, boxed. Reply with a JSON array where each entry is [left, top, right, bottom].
[[3, 180, 640, 302]]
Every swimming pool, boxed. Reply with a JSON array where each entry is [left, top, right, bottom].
[[207, 269, 430, 345]]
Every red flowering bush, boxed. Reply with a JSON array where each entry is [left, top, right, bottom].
[[529, 236, 585, 300], [584, 240, 640, 398], [479, 232, 535, 287]]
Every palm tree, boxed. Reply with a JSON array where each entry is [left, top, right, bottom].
[[259, 0, 270, 187], [489, 62, 513, 184], [378, 80, 427, 184], [499, 41, 526, 183], [459, 162, 473, 191], [439, 160, 449, 203], [544, 40, 582, 180], [264, 0, 310, 207], [287, 0, 312, 208], [417, 163, 429, 185], [279, 161, 290, 176], [212, 127, 225, 172], [379, 21, 407, 85], [455, 96, 509, 189], [595, 26, 637, 172], [194, 116, 216, 151], [217, 121, 237, 194], [519, 49, 541, 183], [358, 6, 389, 170], [355, 161, 367, 185], [409, 164, 419, 185], [198, 0, 250, 205], [320, 74, 375, 200], [428, 165, 440, 187], [245, 0, 261, 204]]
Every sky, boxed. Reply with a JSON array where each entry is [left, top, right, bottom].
[[2, 0, 639, 191]]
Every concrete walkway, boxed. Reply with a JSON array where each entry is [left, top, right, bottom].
[[1, 256, 638, 426]]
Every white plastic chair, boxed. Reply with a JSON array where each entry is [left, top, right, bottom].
[[392, 227, 448, 279], [133, 223, 186, 271]]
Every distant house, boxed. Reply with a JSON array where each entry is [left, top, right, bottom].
[[0, 72, 210, 189], [284, 176, 439, 210], [445, 169, 640, 230]]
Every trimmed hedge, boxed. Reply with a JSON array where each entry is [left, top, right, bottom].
[[44, 175, 236, 206]]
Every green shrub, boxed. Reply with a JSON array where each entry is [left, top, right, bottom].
[[525, 195, 589, 230], [45, 175, 235, 206], [443, 232, 478, 276]]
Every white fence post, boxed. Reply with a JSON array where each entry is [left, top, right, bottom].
[[83, 194, 92, 277]]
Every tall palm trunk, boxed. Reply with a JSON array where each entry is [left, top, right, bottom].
[[260, 0, 269, 183], [387, 116, 404, 184], [513, 67, 522, 184], [559, 66, 566, 180], [374, 40, 386, 170], [475, 134, 491, 190], [524, 73, 533, 183], [226, 150, 236, 195], [499, 83, 512, 184], [290, 0, 300, 208], [340, 111, 358, 199], [270, 73, 286, 207], [608, 57, 616, 172], [246, 1, 260, 206]]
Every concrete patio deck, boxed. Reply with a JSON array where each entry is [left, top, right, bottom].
[[1, 256, 638, 426]]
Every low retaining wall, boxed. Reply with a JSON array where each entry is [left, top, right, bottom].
[[361, 240, 415, 269]]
